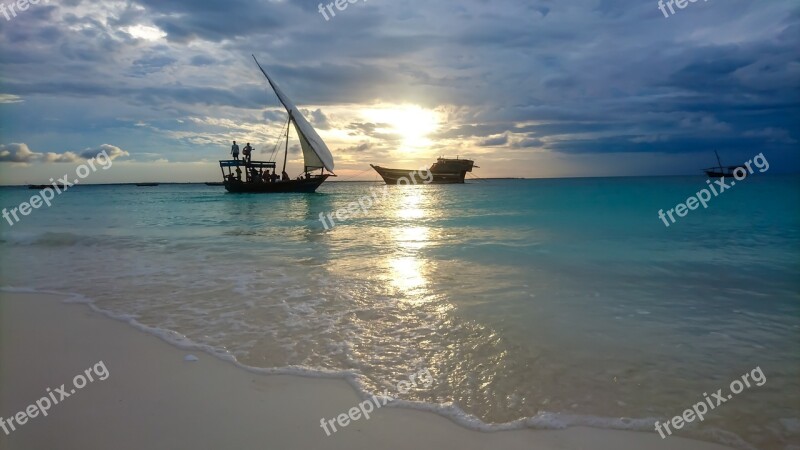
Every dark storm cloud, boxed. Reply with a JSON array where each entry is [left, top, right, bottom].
[[136, 0, 288, 42]]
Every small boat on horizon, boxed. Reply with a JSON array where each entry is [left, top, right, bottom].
[[28, 184, 68, 190], [704, 150, 745, 178], [217, 56, 335, 194], [136, 183, 160, 187], [371, 157, 478, 184], [205, 182, 224, 186]]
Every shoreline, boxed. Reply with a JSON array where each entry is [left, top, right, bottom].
[[0, 291, 734, 450]]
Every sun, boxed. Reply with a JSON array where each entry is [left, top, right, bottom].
[[361, 105, 439, 150]]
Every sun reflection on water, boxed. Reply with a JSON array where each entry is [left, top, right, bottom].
[[384, 188, 436, 299]]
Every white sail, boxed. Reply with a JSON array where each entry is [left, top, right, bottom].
[[253, 56, 335, 173]]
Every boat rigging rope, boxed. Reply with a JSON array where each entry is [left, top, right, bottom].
[[336, 167, 375, 182], [267, 116, 291, 163], [467, 172, 488, 182]]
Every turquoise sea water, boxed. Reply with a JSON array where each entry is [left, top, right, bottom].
[[1, 176, 798, 449]]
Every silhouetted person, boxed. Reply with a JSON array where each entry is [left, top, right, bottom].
[[243, 143, 253, 163], [231, 141, 240, 160], [281, 170, 289, 181]]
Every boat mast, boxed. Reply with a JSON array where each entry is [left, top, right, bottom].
[[714, 150, 723, 169], [283, 113, 292, 174]]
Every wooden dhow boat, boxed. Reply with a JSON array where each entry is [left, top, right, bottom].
[[371, 157, 477, 184], [218, 56, 335, 194], [704, 150, 744, 178]]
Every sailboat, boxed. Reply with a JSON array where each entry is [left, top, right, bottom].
[[704, 150, 744, 178], [218, 56, 335, 193]]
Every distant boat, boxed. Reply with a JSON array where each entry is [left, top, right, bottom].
[[136, 183, 160, 187], [217, 56, 335, 194], [205, 182, 224, 186], [28, 184, 67, 190], [371, 157, 478, 184], [704, 151, 744, 178]]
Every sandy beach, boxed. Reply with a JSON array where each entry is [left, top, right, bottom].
[[0, 292, 733, 450]]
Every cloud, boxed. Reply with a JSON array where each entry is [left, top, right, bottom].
[[743, 127, 797, 144], [0, 0, 797, 176], [511, 137, 544, 148], [342, 142, 373, 153], [79, 144, 130, 161], [130, 54, 178, 76], [309, 108, 331, 130], [189, 55, 216, 66], [0, 143, 40, 163], [678, 114, 732, 133], [0, 143, 130, 164], [0, 94, 23, 104], [346, 122, 402, 141], [479, 133, 509, 147], [0, 143, 81, 163]]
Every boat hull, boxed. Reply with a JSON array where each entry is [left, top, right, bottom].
[[370, 165, 466, 184], [704, 168, 745, 178], [223, 175, 329, 193]]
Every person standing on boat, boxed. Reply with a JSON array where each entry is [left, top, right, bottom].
[[243, 143, 253, 163], [231, 141, 240, 160], [270, 170, 278, 183]]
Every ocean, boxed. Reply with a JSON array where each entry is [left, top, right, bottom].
[[1, 176, 798, 450]]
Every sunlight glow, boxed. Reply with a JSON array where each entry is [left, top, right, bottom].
[[384, 188, 433, 295], [395, 189, 426, 220], [125, 25, 167, 41], [389, 256, 426, 291], [361, 105, 439, 151]]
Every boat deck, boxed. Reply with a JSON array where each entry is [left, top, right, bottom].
[[218, 160, 329, 193]]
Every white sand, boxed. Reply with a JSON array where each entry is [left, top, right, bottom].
[[0, 292, 733, 450]]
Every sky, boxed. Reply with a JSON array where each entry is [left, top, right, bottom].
[[0, 0, 798, 184]]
